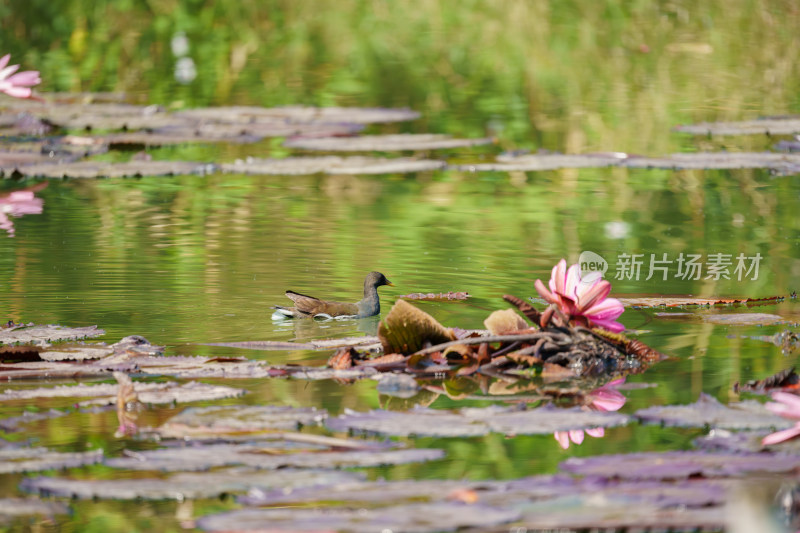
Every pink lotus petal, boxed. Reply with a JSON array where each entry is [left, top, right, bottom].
[[761, 424, 800, 446], [588, 317, 625, 333], [569, 430, 584, 445], [554, 431, 571, 449], [0, 63, 20, 80], [576, 279, 611, 310], [591, 389, 626, 412], [549, 259, 568, 296], [585, 427, 605, 438], [563, 264, 582, 301], [0, 54, 9, 71], [0, 86, 32, 98], [534, 279, 560, 306], [768, 392, 800, 415], [7, 191, 34, 201], [7, 70, 41, 86]]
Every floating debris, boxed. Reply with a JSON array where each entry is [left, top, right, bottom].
[[735, 367, 800, 393], [284, 133, 493, 152]]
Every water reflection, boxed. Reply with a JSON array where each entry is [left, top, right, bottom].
[[0, 183, 45, 236], [554, 377, 627, 449]]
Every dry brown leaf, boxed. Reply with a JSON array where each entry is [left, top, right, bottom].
[[378, 300, 456, 355], [483, 309, 528, 336]]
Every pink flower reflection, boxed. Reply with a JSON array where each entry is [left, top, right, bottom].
[[555, 377, 626, 449], [761, 392, 800, 446], [535, 259, 625, 332], [0, 186, 45, 237], [0, 54, 41, 99]]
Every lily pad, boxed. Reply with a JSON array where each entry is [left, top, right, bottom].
[[695, 429, 792, 454], [0, 409, 68, 432], [197, 503, 520, 533], [453, 152, 625, 172], [105, 443, 444, 471], [21, 467, 363, 500], [176, 105, 420, 124], [399, 292, 470, 301], [203, 335, 381, 352], [0, 324, 105, 344], [0, 498, 69, 521], [0, 447, 103, 473], [15, 160, 215, 179], [284, 133, 493, 152], [0, 380, 245, 405], [560, 450, 800, 479], [157, 405, 327, 438], [674, 117, 800, 136], [622, 152, 800, 170], [703, 313, 785, 326], [635, 393, 792, 430], [326, 405, 630, 438], [617, 295, 787, 308], [222, 156, 445, 175]]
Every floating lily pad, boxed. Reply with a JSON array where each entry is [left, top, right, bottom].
[[157, 405, 326, 438], [222, 156, 444, 175], [0, 498, 69, 521], [105, 443, 444, 472], [618, 295, 787, 308], [560, 450, 800, 479], [176, 105, 420, 124], [674, 117, 800, 136], [0, 150, 78, 176], [0, 447, 103, 474], [15, 159, 215, 179], [284, 133, 493, 152], [38, 344, 114, 361], [0, 409, 68, 432], [399, 292, 470, 301], [327, 405, 629, 438], [453, 152, 625, 172], [703, 313, 785, 326], [515, 494, 725, 531], [622, 152, 800, 170], [21, 467, 363, 500], [635, 393, 792, 430], [203, 335, 381, 352], [4, 102, 182, 131], [695, 429, 788, 453], [0, 380, 245, 405], [197, 503, 520, 533], [0, 324, 105, 344]]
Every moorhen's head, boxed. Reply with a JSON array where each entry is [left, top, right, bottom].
[[365, 271, 393, 289]]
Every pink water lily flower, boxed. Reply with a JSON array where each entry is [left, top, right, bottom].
[[0, 54, 41, 99], [761, 392, 800, 446], [535, 259, 625, 332], [555, 377, 627, 449]]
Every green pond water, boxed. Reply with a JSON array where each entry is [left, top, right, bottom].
[[2, 1, 800, 530]]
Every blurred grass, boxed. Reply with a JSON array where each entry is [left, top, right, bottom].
[[2, 0, 799, 154]]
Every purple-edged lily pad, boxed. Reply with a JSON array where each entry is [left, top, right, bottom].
[[0, 447, 103, 474], [0, 498, 69, 522], [21, 467, 363, 500], [560, 450, 800, 479], [0, 380, 244, 405], [196, 503, 520, 533], [326, 405, 630, 438], [157, 405, 326, 438], [635, 393, 792, 430], [176, 105, 420, 124], [284, 133, 493, 152], [105, 443, 444, 472]]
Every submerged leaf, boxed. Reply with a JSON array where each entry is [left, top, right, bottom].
[[378, 300, 456, 355]]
